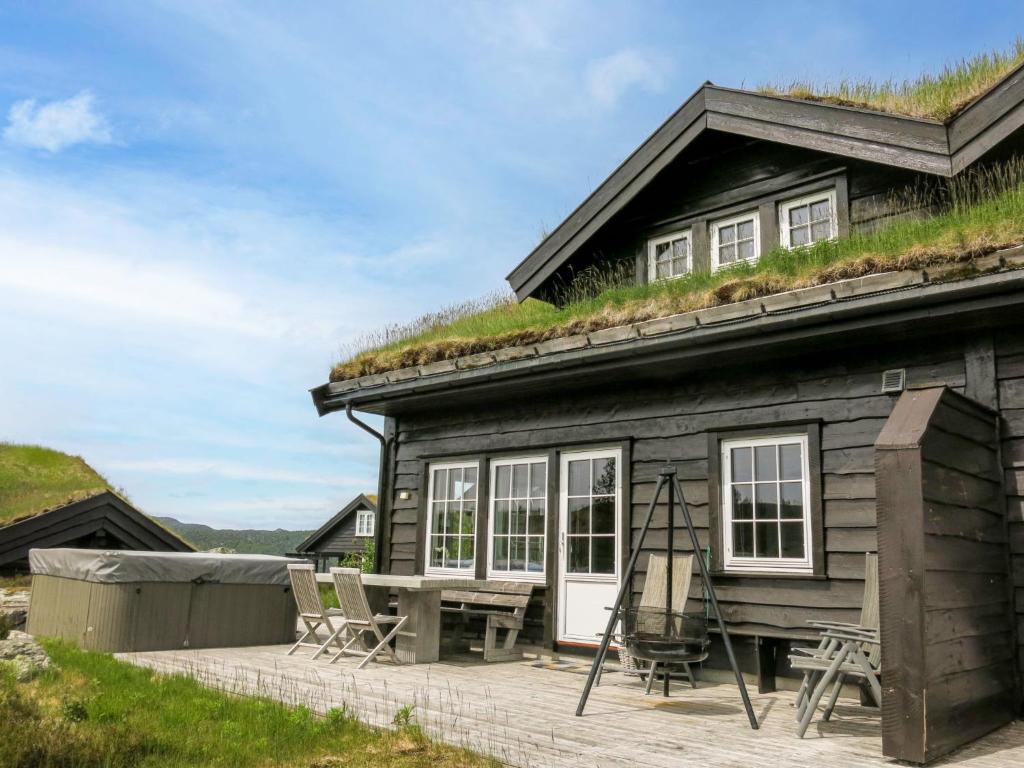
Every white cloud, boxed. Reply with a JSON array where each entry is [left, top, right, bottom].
[[585, 49, 667, 109], [4, 90, 112, 152], [103, 457, 361, 487]]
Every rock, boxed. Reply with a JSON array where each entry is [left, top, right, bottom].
[[0, 630, 52, 682]]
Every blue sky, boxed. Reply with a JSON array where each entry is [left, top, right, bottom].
[[1, 2, 1021, 529]]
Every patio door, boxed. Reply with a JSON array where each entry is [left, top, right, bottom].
[[557, 448, 622, 646]]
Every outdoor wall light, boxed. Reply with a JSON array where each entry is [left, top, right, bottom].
[[398, 490, 412, 500]]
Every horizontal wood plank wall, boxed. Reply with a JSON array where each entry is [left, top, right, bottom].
[[311, 512, 364, 557], [383, 336, 971, 647], [876, 387, 1016, 764], [995, 330, 1024, 697]]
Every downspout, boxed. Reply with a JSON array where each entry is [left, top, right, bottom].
[[345, 403, 388, 574]]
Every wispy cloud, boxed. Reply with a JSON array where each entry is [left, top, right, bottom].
[[586, 49, 668, 108], [103, 457, 361, 487], [4, 90, 112, 152]]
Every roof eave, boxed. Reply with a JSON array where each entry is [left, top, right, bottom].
[[315, 261, 1024, 418]]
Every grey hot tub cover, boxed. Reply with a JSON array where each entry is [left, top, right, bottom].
[[29, 548, 308, 586]]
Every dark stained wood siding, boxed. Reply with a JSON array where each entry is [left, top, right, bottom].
[[383, 334, 974, 648], [995, 330, 1024, 693], [312, 510, 365, 555], [876, 388, 1017, 763]]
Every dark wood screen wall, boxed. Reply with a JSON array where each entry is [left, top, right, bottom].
[[876, 387, 1018, 764]]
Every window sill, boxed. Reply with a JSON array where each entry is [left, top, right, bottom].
[[486, 572, 547, 585], [711, 569, 826, 580], [423, 568, 476, 579]]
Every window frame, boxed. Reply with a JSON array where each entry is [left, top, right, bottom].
[[647, 228, 692, 283], [778, 189, 838, 250], [707, 423, 824, 578], [424, 460, 480, 578], [720, 433, 813, 574], [355, 508, 375, 537], [710, 210, 761, 271], [486, 455, 549, 583]]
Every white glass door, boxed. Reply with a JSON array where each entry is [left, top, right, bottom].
[[557, 448, 621, 645]]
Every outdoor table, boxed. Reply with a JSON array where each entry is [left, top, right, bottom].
[[315, 573, 508, 663]]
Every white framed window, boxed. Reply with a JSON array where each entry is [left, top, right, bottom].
[[425, 461, 479, 577], [721, 434, 813, 574], [355, 508, 374, 537], [647, 229, 692, 282], [561, 449, 620, 579], [779, 190, 837, 249], [711, 211, 760, 270], [488, 456, 547, 582]]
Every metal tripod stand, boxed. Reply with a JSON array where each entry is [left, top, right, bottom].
[[574, 463, 759, 729]]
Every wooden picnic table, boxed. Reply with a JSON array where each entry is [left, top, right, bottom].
[[314, 573, 510, 663]]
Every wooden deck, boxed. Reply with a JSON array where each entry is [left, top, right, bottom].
[[119, 646, 1024, 768]]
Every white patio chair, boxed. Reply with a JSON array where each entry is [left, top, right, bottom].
[[286, 563, 350, 659], [329, 567, 408, 668]]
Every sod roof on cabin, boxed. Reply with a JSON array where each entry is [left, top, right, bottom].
[[0, 444, 111, 527], [759, 39, 1024, 122], [327, 42, 1024, 385]]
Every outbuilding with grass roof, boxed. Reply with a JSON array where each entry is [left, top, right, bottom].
[[0, 445, 193, 573]]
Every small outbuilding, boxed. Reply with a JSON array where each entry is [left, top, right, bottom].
[[292, 493, 377, 571], [0, 491, 194, 573]]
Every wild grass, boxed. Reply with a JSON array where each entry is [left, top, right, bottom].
[[0, 444, 109, 526], [0, 574, 32, 592], [758, 38, 1024, 121], [0, 640, 495, 768], [331, 160, 1024, 382]]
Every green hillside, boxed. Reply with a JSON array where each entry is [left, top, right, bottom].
[[155, 517, 313, 556], [0, 444, 110, 526]]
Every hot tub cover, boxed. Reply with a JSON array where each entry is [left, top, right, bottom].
[[29, 548, 308, 585]]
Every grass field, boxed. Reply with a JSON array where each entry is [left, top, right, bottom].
[[332, 161, 1024, 382], [759, 38, 1024, 121], [0, 640, 495, 768], [0, 444, 109, 526]]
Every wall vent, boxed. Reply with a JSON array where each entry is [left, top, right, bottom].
[[881, 368, 906, 394]]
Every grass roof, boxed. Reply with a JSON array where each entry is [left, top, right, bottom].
[[758, 38, 1024, 121], [0, 443, 110, 526], [332, 160, 1024, 383]]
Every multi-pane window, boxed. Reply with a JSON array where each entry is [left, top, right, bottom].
[[648, 229, 691, 282], [489, 458, 547, 580], [565, 454, 617, 575], [355, 508, 374, 537], [721, 435, 812, 573], [780, 191, 837, 248], [426, 462, 478, 575], [711, 212, 759, 269]]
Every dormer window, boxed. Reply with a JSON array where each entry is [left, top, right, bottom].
[[711, 211, 759, 270], [647, 229, 691, 282], [780, 190, 837, 248]]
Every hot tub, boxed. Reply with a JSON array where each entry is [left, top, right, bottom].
[[26, 548, 304, 652]]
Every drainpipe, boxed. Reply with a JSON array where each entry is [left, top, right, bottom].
[[345, 402, 388, 574]]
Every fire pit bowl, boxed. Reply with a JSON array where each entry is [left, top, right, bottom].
[[622, 607, 709, 665]]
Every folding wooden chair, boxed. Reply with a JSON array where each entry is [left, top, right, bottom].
[[329, 567, 408, 669], [286, 563, 350, 659], [789, 553, 881, 736]]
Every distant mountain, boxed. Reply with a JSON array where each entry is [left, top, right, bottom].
[[155, 517, 313, 556]]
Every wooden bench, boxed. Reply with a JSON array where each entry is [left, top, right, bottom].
[[439, 583, 533, 662]]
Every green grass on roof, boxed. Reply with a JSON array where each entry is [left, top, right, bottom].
[[0, 443, 109, 526], [332, 160, 1024, 382], [758, 38, 1024, 121]]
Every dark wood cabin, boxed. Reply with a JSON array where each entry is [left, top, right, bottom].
[[312, 65, 1024, 763], [292, 493, 377, 571], [0, 490, 194, 573]]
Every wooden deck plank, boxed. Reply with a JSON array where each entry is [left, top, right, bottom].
[[118, 645, 1024, 768]]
